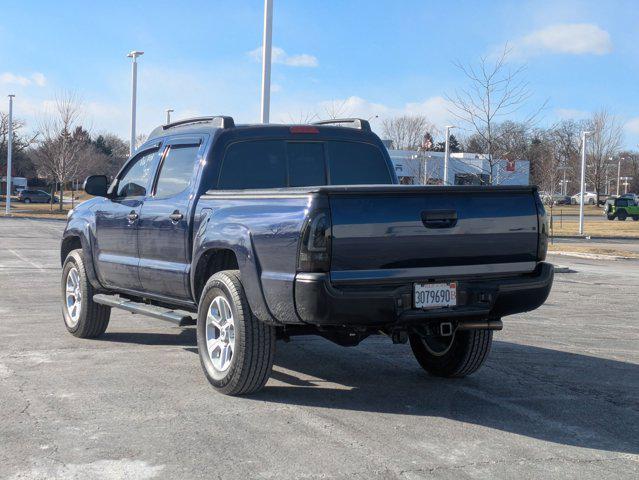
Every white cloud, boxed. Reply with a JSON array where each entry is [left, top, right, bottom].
[[0, 72, 47, 87], [625, 117, 639, 135], [555, 108, 589, 120], [508, 23, 612, 58], [249, 46, 318, 67], [31, 72, 47, 87], [275, 95, 455, 136]]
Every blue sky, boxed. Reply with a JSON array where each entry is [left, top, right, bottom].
[[1, 0, 639, 147]]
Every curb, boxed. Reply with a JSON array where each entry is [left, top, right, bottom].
[[551, 235, 639, 241], [548, 251, 636, 261], [552, 264, 573, 273], [1, 215, 66, 222]]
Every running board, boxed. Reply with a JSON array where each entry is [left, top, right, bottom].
[[93, 294, 196, 326]]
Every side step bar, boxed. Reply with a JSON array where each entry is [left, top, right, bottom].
[[93, 294, 196, 326]]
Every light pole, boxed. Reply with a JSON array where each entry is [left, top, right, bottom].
[[5, 94, 14, 215], [443, 125, 456, 186], [616, 157, 626, 196], [127, 50, 144, 156], [260, 0, 273, 124], [578, 131, 591, 235], [166, 109, 174, 124]]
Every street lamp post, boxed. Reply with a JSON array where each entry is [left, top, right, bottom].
[[166, 109, 174, 124], [578, 131, 591, 236], [443, 125, 455, 186], [260, 0, 273, 124], [5, 94, 14, 215], [616, 157, 623, 196], [127, 50, 144, 156]]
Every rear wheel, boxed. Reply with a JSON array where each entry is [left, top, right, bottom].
[[197, 270, 276, 395], [632, 216, 639, 221], [61, 249, 111, 338], [618, 210, 628, 221], [409, 328, 492, 378]]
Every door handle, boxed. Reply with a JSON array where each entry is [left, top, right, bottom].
[[421, 210, 458, 229], [169, 210, 183, 223], [127, 211, 139, 222]]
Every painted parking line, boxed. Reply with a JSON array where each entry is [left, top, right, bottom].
[[8, 249, 45, 272]]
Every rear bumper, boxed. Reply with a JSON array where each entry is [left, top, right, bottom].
[[294, 262, 553, 326]]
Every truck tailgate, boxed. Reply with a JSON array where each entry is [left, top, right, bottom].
[[326, 186, 539, 283]]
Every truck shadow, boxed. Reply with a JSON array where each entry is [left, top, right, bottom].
[[96, 330, 638, 454], [257, 339, 639, 455]]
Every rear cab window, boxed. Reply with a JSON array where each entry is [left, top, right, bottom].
[[217, 139, 392, 189]]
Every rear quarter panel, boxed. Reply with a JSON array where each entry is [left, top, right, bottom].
[[193, 193, 312, 324]]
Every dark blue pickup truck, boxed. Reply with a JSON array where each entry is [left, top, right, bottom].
[[61, 116, 553, 395]]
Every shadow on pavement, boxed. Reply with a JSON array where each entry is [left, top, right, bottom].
[[258, 339, 639, 455], [98, 328, 196, 346], [94, 329, 639, 454]]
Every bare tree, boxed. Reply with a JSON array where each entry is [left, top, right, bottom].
[[286, 111, 319, 124], [323, 99, 348, 120], [585, 109, 623, 202], [446, 45, 546, 183], [32, 91, 86, 211], [382, 115, 436, 150]]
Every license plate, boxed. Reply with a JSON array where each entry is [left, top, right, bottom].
[[414, 282, 457, 309]]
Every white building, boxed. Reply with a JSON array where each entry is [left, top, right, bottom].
[[388, 150, 530, 186]]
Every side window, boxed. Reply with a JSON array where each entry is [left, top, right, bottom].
[[327, 141, 392, 185], [218, 140, 287, 189], [154, 145, 200, 198], [287, 142, 326, 187], [116, 150, 157, 198]]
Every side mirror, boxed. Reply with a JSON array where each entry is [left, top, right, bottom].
[[84, 175, 109, 197]]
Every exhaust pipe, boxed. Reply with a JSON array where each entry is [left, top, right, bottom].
[[457, 319, 503, 331]]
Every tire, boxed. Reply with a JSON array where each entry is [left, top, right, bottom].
[[61, 249, 110, 338], [409, 328, 493, 378], [197, 270, 276, 395], [632, 216, 639, 221], [588, 198, 595, 205], [23, 198, 31, 204], [607, 214, 615, 221], [618, 210, 628, 221]]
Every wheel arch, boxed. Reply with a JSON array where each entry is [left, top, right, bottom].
[[191, 238, 276, 325]]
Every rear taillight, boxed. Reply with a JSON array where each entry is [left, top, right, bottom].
[[534, 191, 548, 261], [297, 209, 331, 272]]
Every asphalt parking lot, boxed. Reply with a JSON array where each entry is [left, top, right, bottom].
[[1, 217, 638, 479]]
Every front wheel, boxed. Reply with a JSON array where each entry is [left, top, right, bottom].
[[618, 210, 628, 221], [409, 328, 493, 378], [197, 270, 276, 395], [61, 249, 111, 338]]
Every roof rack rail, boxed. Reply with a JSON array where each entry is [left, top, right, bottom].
[[162, 115, 235, 130], [312, 118, 371, 132]]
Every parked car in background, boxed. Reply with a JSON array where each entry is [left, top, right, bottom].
[[604, 196, 639, 221], [571, 192, 597, 205], [540, 192, 571, 206], [553, 195, 572, 205], [18, 189, 58, 204]]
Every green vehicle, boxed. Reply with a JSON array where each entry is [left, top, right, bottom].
[[605, 196, 639, 221]]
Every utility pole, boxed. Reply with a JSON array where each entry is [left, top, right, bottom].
[[260, 0, 273, 124], [578, 131, 591, 236], [127, 50, 144, 156], [5, 95, 15, 215], [443, 125, 455, 186], [166, 109, 174, 124]]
